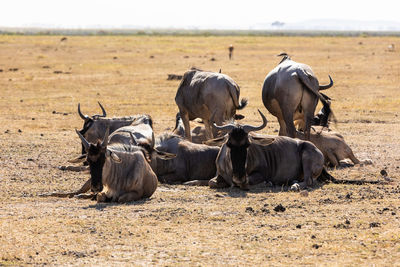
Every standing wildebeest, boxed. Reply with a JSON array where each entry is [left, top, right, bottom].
[[228, 44, 234, 60], [206, 110, 379, 191], [262, 53, 333, 140], [151, 133, 219, 185], [175, 68, 248, 141]]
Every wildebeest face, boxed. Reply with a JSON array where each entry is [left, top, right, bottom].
[[227, 127, 250, 189], [86, 142, 106, 193]]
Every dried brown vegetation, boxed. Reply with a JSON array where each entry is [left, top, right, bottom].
[[0, 35, 399, 265]]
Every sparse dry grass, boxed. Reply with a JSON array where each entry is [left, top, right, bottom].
[[0, 35, 399, 266]]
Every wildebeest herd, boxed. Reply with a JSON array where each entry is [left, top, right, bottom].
[[42, 53, 379, 203]]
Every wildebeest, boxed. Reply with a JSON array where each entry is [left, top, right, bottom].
[[206, 110, 326, 191], [206, 110, 379, 191], [77, 102, 152, 154], [228, 44, 234, 60], [59, 103, 153, 171], [172, 112, 207, 144], [262, 53, 333, 140], [44, 115, 174, 199], [175, 68, 248, 141], [295, 127, 373, 167], [294, 93, 333, 131], [75, 129, 159, 202], [151, 132, 219, 185]]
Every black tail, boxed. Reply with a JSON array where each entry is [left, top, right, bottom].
[[318, 168, 380, 185]]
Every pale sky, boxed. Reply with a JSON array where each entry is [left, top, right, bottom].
[[1, 0, 400, 29]]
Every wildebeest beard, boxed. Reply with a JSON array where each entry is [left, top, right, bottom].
[[227, 128, 249, 186], [87, 144, 106, 193]]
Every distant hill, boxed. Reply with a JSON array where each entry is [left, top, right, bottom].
[[254, 19, 400, 31]]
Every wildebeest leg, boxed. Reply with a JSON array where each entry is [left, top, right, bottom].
[[39, 178, 91, 198], [180, 110, 192, 141], [209, 175, 230, 188], [158, 173, 182, 184], [281, 109, 296, 138], [58, 165, 89, 172], [248, 172, 265, 185], [203, 119, 213, 140], [117, 191, 142, 203], [183, 180, 210, 186], [75, 192, 97, 200], [347, 149, 360, 165], [277, 118, 287, 136], [326, 151, 339, 167]]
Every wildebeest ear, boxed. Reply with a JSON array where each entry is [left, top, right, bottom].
[[107, 150, 121, 163], [203, 135, 227, 146], [67, 154, 87, 163], [155, 149, 176, 160], [248, 136, 275, 146]]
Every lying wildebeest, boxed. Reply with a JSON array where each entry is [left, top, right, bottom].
[[151, 133, 219, 185], [77, 103, 153, 154], [206, 110, 379, 191], [262, 53, 333, 140], [295, 127, 372, 167], [75, 129, 159, 202], [172, 112, 207, 144], [175, 68, 248, 141], [60, 103, 153, 171], [43, 117, 174, 199]]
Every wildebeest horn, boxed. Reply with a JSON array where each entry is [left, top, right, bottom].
[[212, 122, 235, 133], [101, 127, 110, 148], [77, 103, 89, 121], [129, 132, 137, 145], [319, 75, 333, 90], [151, 132, 155, 148], [242, 110, 267, 133], [97, 102, 107, 117], [211, 110, 236, 132], [76, 129, 90, 150], [277, 52, 288, 57]]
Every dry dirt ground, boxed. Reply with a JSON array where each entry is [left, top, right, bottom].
[[0, 35, 399, 266]]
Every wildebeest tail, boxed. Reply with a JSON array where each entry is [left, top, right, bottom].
[[226, 82, 248, 110], [318, 168, 380, 185], [296, 69, 335, 123]]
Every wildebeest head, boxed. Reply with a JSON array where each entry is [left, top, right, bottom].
[[212, 110, 267, 190], [77, 102, 107, 154], [76, 128, 121, 193]]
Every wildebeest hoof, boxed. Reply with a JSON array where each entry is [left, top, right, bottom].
[[290, 183, 301, 191], [96, 192, 107, 202], [58, 165, 66, 170], [240, 184, 250, 191], [361, 159, 373, 165]]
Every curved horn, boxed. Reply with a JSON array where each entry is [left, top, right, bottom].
[[212, 122, 235, 133], [242, 110, 268, 133], [151, 132, 155, 148], [77, 103, 89, 121], [101, 127, 110, 148], [319, 75, 333, 90], [75, 129, 90, 150], [129, 132, 137, 145], [97, 102, 107, 117], [210, 110, 235, 133]]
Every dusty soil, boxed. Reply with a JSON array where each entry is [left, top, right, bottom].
[[0, 35, 399, 265]]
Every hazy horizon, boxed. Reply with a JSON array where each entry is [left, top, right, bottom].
[[2, 0, 400, 31]]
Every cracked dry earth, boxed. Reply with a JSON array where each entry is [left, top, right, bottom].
[[0, 35, 399, 265]]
